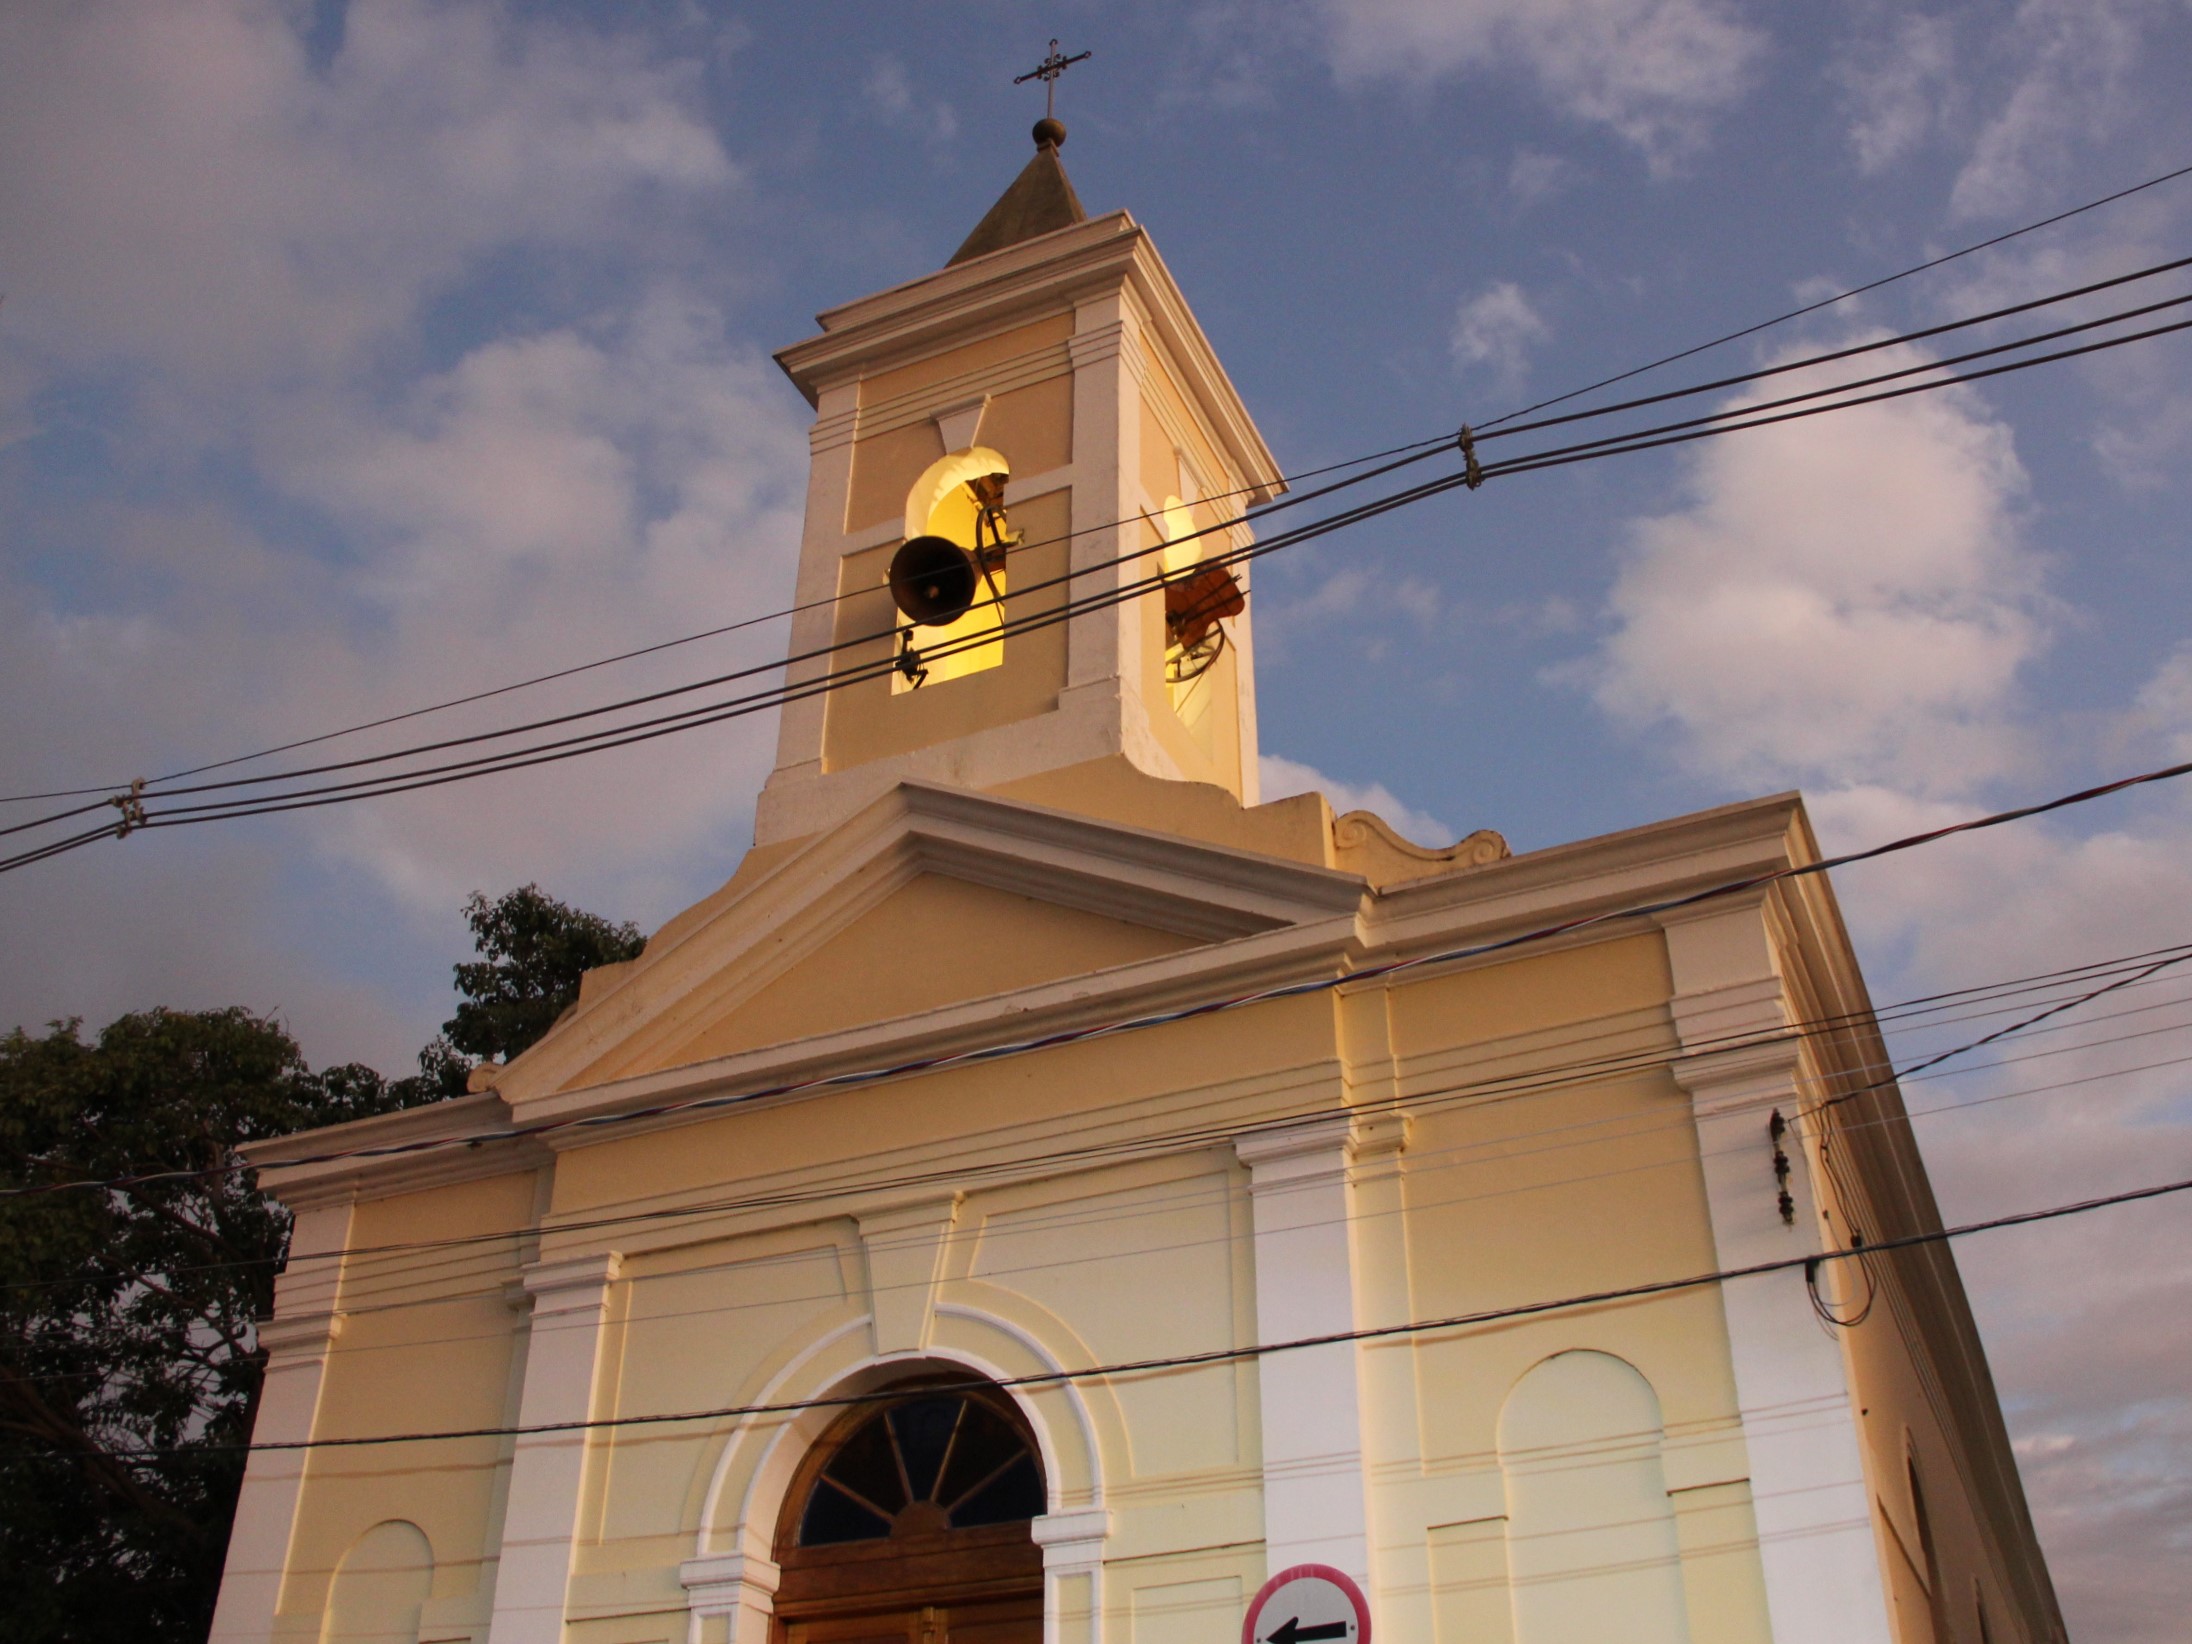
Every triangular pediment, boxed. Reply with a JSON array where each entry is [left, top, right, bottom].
[[494, 782, 1367, 1102]]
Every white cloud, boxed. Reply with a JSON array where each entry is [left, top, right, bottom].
[[2129, 641, 2192, 759], [1584, 341, 2044, 793], [1833, 10, 1956, 174], [0, 1, 797, 1072], [1508, 148, 1584, 203], [1949, 0, 2147, 221], [1577, 330, 2192, 1642], [1259, 753, 1454, 846], [1316, 0, 1764, 166], [1451, 281, 1551, 387], [262, 294, 807, 915], [863, 55, 958, 145], [0, 0, 734, 392], [2094, 383, 2192, 493]]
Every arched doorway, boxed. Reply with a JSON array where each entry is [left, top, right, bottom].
[[772, 1376, 1046, 1644]]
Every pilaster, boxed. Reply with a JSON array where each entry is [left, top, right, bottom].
[[678, 1550, 779, 1644], [484, 1252, 624, 1644], [1235, 1115, 1374, 1586], [1033, 1507, 1111, 1644], [208, 1201, 353, 1644], [1660, 904, 1895, 1644]]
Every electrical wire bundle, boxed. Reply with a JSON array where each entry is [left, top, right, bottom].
[[5, 162, 2192, 874], [18, 928, 2192, 1455]]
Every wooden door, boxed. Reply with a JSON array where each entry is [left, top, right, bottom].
[[782, 1595, 1041, 1644], [773, 1385, 1047, 1644]]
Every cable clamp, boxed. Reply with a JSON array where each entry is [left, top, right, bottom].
[[109, 777, 148, 839], [1458, 424, 1484, 490], [895, 630, 928, 690]]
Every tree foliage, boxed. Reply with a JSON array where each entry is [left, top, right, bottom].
[[0, 883, 643, 1642], [401, 884, 646, 1094], [0, 1009, 402, 1642]]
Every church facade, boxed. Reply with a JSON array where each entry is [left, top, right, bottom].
[[211, 130, 2062, 1644]]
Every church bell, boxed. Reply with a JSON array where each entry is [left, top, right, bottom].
[[887, 535, 983, 627]]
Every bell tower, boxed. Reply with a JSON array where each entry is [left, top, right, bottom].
[[755, 122, 1285, 847]]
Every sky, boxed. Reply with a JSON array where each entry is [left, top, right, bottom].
[[3, 0, 2190, 1633]]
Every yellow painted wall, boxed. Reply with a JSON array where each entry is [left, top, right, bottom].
[[843, 315, 1074, 532], [277, 1169, 538, 1628], [639, 872, 1199, 1069], [265, 896, 1817, 1644]]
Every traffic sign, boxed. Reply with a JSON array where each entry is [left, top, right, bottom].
[[1241, 1565, 1370, 1644]]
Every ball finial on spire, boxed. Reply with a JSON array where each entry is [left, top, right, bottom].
[[1032, 116, 1067, 149]]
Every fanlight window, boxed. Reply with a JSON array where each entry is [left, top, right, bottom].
[[797, 1392, 1045, 1548]]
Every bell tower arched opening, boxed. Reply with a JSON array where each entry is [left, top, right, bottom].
[[771, 1376, 1046, 1644]]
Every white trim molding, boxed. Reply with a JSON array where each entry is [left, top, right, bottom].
[[484, 1252, 624, 1644], [678, 1551, 780, 1644], [207, 1196, 353, 1644], [1660, 905, 1895, 1644], [1236, 1115, 1374, 1587], [1033, 1508, 1112, 1644]]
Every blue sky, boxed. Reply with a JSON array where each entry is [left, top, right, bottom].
[[4, 1, 2191, 1631]]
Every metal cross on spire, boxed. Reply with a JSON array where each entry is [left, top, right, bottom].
[[1013, 38, 1092, 121]]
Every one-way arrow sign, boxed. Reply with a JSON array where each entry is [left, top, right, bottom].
[[1241, 1565, 1371, 1644]]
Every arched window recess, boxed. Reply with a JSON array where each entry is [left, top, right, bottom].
[[1150, 495, 1243, 722], [772, 1377, 1046, 1644], [889, 454, 1021, 693]]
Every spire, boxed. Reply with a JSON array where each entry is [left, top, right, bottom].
[[947, 120, 1088, 267]]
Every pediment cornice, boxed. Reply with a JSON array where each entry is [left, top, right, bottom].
[[492, 781, 1368, 1107], [248, 789, 1838, 1207]]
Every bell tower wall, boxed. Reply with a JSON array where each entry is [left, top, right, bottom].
[[757, 213, 1284, 847]]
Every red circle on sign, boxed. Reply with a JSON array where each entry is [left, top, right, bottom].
[[1240, 1563, 1371, 1644]]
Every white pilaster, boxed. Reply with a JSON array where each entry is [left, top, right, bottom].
[[209, 1200, 353, 1644], [485, 1252, 623, 1644], [1236, 1117, 1371, 1585], [1661, 906, 1894, 1644], [1033, 1507, 1111, 1644], [678, 1550, 779, 1644]]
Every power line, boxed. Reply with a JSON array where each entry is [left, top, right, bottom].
[[0, 434, 1453, 809], [0, 435, 1465, 834], [53, 998, 2192, 1389], [176, 310, 2192, 808], [1475, 311, 2192, 482], [20, 945, 2187, 1392], [7, 281, 2178, 877], [9, 246, 2187, 836], [1476, 156, 2192, 431], [208, 978, 2192, 1342], [9, 745, 2192, 1200], [20, 161, 2186, 810], [1478, 253, 2192, 444], [18, 939, 2180, 1307], [114, 1027, 2192, 1371], [113, 1165, 2192, 1456]]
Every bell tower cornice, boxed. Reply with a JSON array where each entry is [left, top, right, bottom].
[[774, 212, 1282, 506]]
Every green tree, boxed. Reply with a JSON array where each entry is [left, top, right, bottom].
[[0, 884, 642, 1641], [0, 1009, 401, 1643], [404, 883, 646, 1093]]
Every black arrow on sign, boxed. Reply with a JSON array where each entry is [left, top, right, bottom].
[[1264, 1620, 1349, 1644]]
